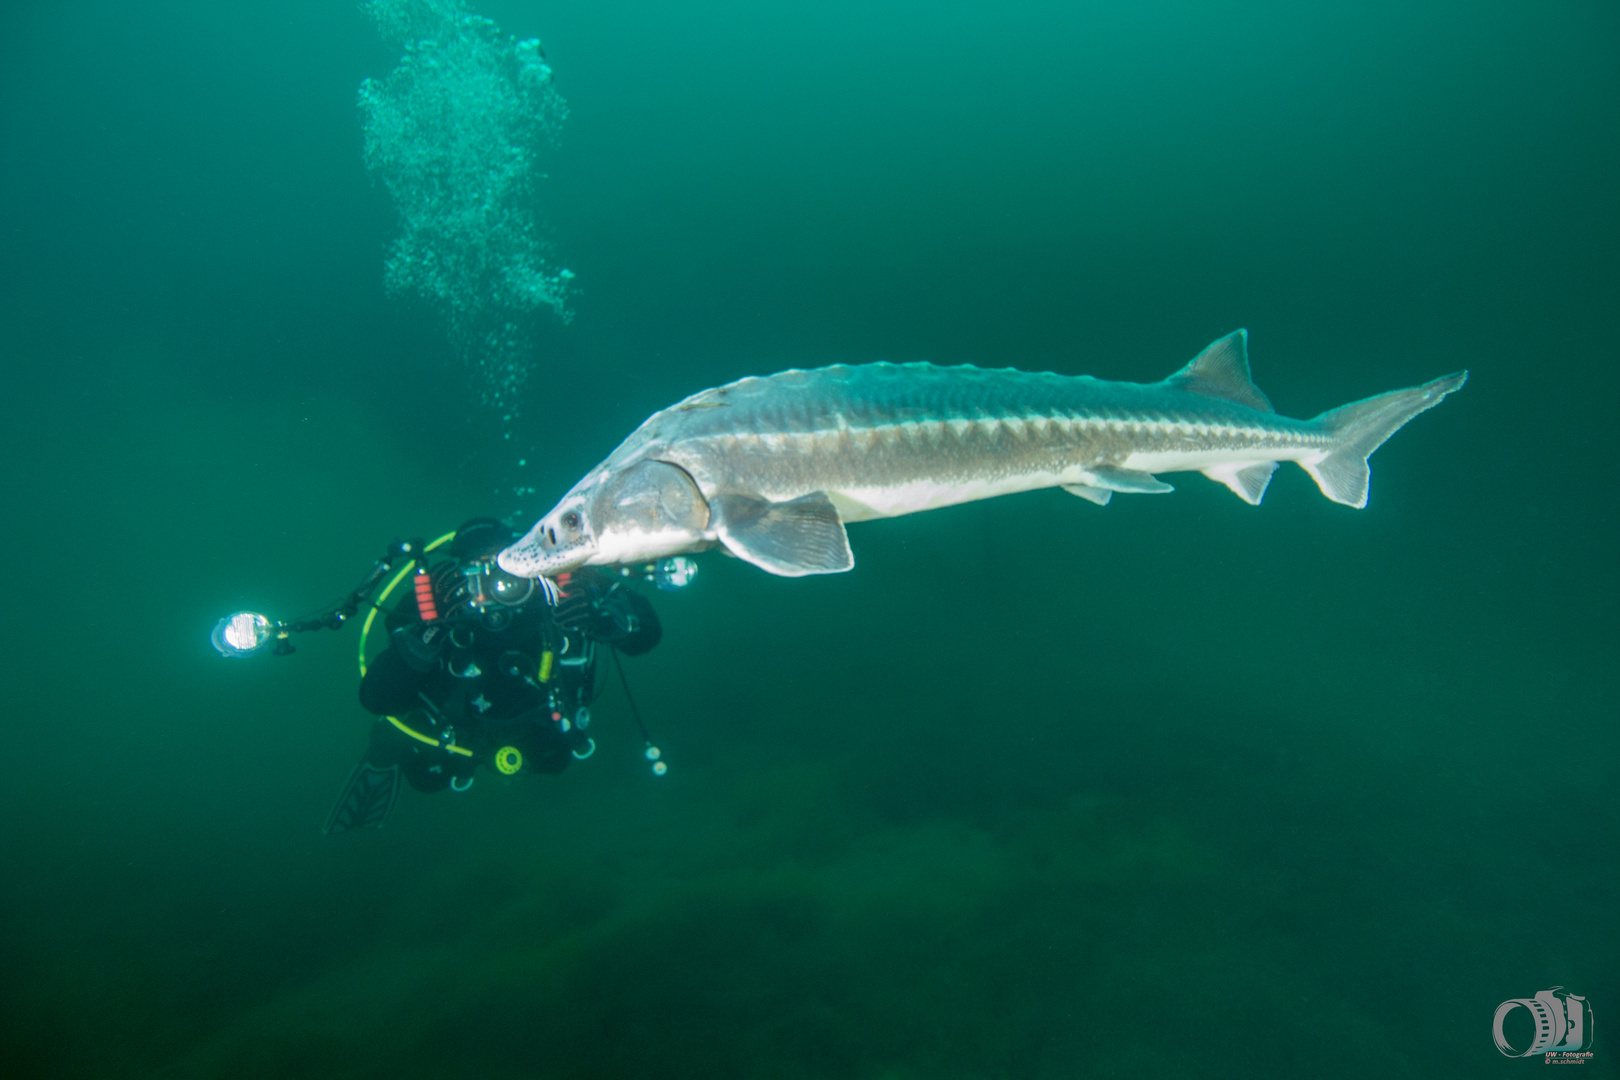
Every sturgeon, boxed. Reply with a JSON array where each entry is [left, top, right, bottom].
[[499, 331, 1466, 578]]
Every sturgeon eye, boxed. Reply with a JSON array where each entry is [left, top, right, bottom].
[[562, 511, 581, 530]]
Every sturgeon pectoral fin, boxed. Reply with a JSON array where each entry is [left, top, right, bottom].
[[1084, 466, 1175, 494], [1061, 483, 1113, 506], [1201, 461, 1277, 505], [710, 491, 854, 576]]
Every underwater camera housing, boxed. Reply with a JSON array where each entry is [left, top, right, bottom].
[[435, 557, 538, 629]]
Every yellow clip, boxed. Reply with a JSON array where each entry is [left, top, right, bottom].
[[495, 746, 523, 775], [538, 650, 554, 683]]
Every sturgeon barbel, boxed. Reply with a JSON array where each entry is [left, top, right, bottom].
[[500, 331, 1466, 578]]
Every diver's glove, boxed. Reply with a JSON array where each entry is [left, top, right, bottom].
[[554, 587, 639, 643], [391, 621, 449, 672]]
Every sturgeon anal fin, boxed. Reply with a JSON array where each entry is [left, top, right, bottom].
[[1084, 466, 1174, 495], [1166, 329, 1274, 413], [1062, 483, 1113, 506], [1201, 461, 1278, 505], [710, 491, 854, 576]]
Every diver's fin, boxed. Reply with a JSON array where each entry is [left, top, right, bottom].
[[1166, 329, 1274, 412], [710, 491, 854, 576], [323, 762, 401, 834], [1062, 483, 1113, 506], [1083, 465, 1175, 495], [1301, 371, 1468, 507], [1201, 461, 1278, 505]]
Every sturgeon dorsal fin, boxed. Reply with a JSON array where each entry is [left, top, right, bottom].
[[1168, 330, 1273, 413]]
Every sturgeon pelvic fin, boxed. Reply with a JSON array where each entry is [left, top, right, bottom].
[[1084, 465, 1174, 495], [1062, 483, 1113, 506], [1303, 371, 1468, 508], [710, 491, 854, 576]]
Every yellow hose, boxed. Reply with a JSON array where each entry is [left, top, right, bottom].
[[357, 531, 456, 677], [387, 714, 474, 756], [359, 532, 468, 758]]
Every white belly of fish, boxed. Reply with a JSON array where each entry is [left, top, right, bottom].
[[1120, 445, 1325, 474], [827, 468, 1077, 521]]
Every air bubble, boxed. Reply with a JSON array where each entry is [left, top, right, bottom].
[[361, 0, 572, 424]]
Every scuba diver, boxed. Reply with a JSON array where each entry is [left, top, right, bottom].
[[343, 516, 660, 830], [212, 517, 690, 834]]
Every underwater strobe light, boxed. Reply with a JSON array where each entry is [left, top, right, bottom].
[[653, 556, 698, 591], [612, 556, 699, 593], [211, 612, 280, 658]]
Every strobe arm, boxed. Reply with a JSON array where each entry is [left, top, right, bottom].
[[214, 539, 425, 658]]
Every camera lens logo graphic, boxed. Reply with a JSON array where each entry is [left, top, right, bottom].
[[1493, 987, 1593, 1058]]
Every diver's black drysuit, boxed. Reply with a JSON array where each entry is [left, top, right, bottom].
[[357, 564, 661, 793]]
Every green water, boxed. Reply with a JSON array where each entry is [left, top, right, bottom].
[[1, 1, 1615, 1076]]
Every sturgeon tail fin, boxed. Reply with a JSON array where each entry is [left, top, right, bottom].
[[1302, 371, 1468, 508]]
